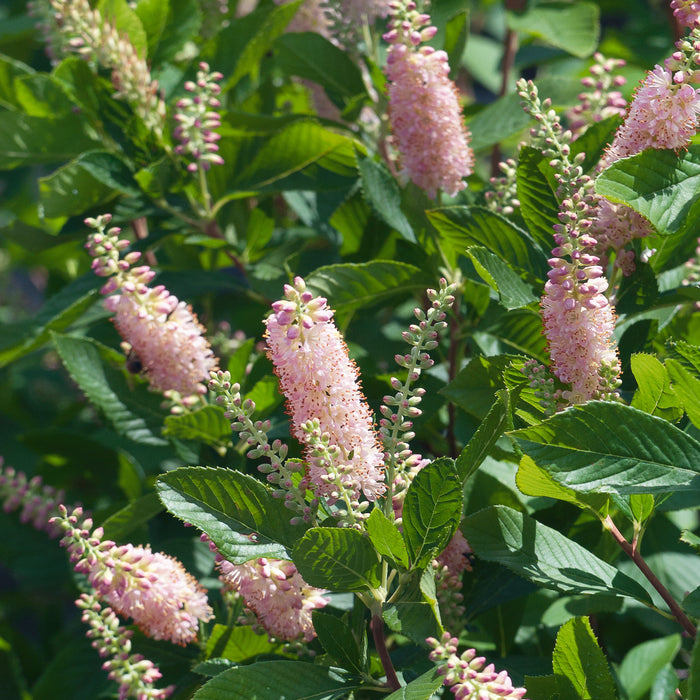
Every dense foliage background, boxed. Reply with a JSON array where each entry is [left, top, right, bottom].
[[1, 0, 700, 699]]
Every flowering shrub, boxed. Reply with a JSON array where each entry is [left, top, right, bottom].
[[1, 1, 700, 699]]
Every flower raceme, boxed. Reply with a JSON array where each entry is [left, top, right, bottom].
[[51, 505, 213, 646], [383, 0, 473, 198], [264, 277, 385, 513], [85, 215, 218, 403]]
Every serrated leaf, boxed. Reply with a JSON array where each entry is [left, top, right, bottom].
[[52, 333, 166, 446], [508, 2, 600, 58], [618, 635, 681, 700], [384, 667, 444, 700], [402, 458, 462, 569], [511, 401, 700, 495], [463, 505, 652, 603], [357, 154, 415, 242], [466, 246, 538, 310], [516, 455, 584, 506], [383, 569, 443, 644], [455, 390, 511, 483], [427, 206, 548, 280], [292, 527, 381, 592], [306, 261, 427, 313], [0, 274, 100, 367], [163, 406, 232, 445], [681, 530, 700, 553], [629, 494, 654, 524], [552, 617, 617, 700], [204, 624, 284, 663], [157, 467, 309, 562], [312, 612, 364, 675], [666, 358, 700, 430], [366, 508, 409, 570], [100, 492, 164, 541], [596, 147, 700, 235], [630, 354, 683, 422], [192, 660, 359, 700], [276, 33, 367, 110]]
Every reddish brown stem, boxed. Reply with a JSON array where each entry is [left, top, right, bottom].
[[604, 516, 696, 638], [370, 614, 400, 690]]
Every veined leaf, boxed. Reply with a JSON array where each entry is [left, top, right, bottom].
[[463, 505, 652, 603], [511, 401, 700, 495], [617, 634, 681, 700], [630, 353, 683, 422], [384, 667, 444, 700], [366, 508, 409, 570], [163, 405, 233, 445], [157, 467, 309, 562]]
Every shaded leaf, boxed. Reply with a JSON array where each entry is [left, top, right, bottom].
[[100, 492, 164, 541], [617, 634, 681, 700], [163, 405, 232, 446], [385, 667, 444, 700], [312, 612, 365, 675], [366, 508, 409, 570], [630, 354, 683, 422]]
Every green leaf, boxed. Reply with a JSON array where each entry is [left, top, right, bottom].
[[666, 358, 700, 430], [306, 261, 428, 314], [595, 147, 700, 235], [213, 0, 304, 91], [312, 612, 365, 675], [366, 508, 409, 570], [151, 0, 201, 64], [98, 0, 148, 58], [14, 73, 76, 117], [683, 586, 700, 617], [52, 333, 166, 446], [617, 634, 681, 700], [0, 110, 102, 169], [157, 466, 309, 562], [516, 146, 561, 251], [0, 274, 100, 367], [100, 492, 164, 541], [292, 527, 381, 592], [133, 0, 169, 54], [629, 494, 654, 524], [427, 206, 548, 280], [689, 630, 700, 700], [384, 667, 444, 700], [402, 458, 462, 569], [204, 624, 284, 663], [511, 401, 700, 495], [508, 2, 600, 58], [192, 660, 359, 699], [524, 674, 559, 700], [463, 505, 652, 603], [516, 455, 586, 507], [552, 617, 617, 700], [444, 11, 469, 81], [455, 390, 511, 483], [630, 354, 683, 422], [163, 405, 232, 446], [681, 530, 700, 553], [383, 569, 443, 644], [275, 33, 367, 111], [466, 246, 538, 310], [357, 154, 415, 242], [0, 54, 33, 109]]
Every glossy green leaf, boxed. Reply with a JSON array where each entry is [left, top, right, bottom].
[[52, 333, 166, 446], [384, 667, 444, 700], [618, 634, 681, 700], [192, 660, 359, 699], [428, 206, 548, 279], [292, 527, 381, 592], [383, 569, 443, 644], [357, 154, 415, 242], [402, 457, 462, 569], [596, 147, 700, 235], [455, 390, 511, 483], [366, 508, 409, 570], [552, 617, 617, 700], [98, 0, 148, 58], [466, 246, 538, 310], [683, 586, 700, 617], [163, 405, 232, 445], [306, 261, 428, 313], [0, 54, 33, 109], [133, 0, 169, 53], [516, 455, 585, 506], [629, 494, 654, 524], [666, 358, 700, 429], [204, 624, 284, 663], [0, 274, 100, 367], [14, 73, 76, 117], [630, 354, 683, 422], [157, 466, 309, 562], [100, 492, 164, 541], [275, 33, 367, 110], [508, 2, 600, 58], [512, 401, 700, 495], [463, 506, 652, 602], [312, 612, 365, 675]]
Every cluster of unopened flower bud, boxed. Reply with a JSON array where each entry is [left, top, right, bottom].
[[383, 0, 437, 46], [77, 593, 174, 700], [671, 0, 700, 30], [428, 633, 529, 700], [0, 460, 67, 537], [174, 62, 225, 172], [521, 359, 562, 417], [485, 158, 520, 215], [209, 370, 317, 524], [379, 279, 456, 479], [567, 52, 627, 137]]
